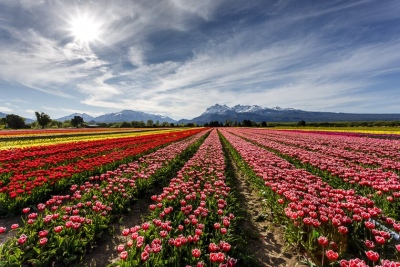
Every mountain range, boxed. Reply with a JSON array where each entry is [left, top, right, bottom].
[[1, 105, 399, 125], [55, 110, 176, 123], [177, 104, 400, 124]]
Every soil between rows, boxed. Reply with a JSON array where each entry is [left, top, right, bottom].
[[229, 158, 307, 267]]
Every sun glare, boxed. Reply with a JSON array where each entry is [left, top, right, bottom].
[[69, 14, 102, 44]]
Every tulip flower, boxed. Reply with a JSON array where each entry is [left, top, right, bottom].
[[120, 251, 128, 260], [374, 236, 386, 245], [39, 237, 48, 246], [365, 250, 379, 262], [364, 240, 375, 249], [192, 248, 201, 258], [326, 250, 339, 261]]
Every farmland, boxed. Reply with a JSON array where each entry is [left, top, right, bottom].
[[0, 127, 399, 267]]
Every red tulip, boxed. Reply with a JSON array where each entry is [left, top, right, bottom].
[[326, 250, 339, 261], [141, 251, 149, 262], [318, 236, 329, 247], [121, 228, 130, 236], [120, 251, 128, 260], [39, 237, 48, 246], [22, 208, 30, 214], [117, 245, 124, 252], [17, 235, 27, 245], [365, 250, 379, 262], [192, 248, 201, 258], [38, 230, 48, 238], [374, 236, 385, 245], [364, 240, 375, 249], [226, 257, 237, 267], [338, 226, 348, 235]]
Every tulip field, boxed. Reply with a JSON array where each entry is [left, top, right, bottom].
[[0, 127, 400, 266]]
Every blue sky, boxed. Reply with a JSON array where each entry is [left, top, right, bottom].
[[0, 0, 399, 120]]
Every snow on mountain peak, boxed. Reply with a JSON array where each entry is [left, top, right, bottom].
[[270, 106, 296, 111], [232, 105, 263, 113], [203, 104, 231, 115]]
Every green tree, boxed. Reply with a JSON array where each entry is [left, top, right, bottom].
[[4, 114, 27, 129], [146, 119, 154, 127], [50, 120, 63, 128], [242, 120, 253, 127], [209, 121, 220, 127], [71, 116, 84, 128], [297, 120, 306, 126], [120, 121, 131, 128], [35, 111, 51, 129]]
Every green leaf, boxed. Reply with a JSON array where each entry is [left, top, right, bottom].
[[312, 229, 320, 239], [63, 254, 77, 265]]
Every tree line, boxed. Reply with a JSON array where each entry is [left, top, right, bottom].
[[1, 112, 400, 129], [0, 112, 185, 129]]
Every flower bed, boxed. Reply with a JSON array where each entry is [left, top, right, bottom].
[[0, 129, 205, 214], [114, 129, 237, 267], [220, 129, 400, 266], [0, 130, 209, 266]]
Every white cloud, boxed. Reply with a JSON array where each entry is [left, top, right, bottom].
[[1, 0, 400, 119], [170, 0, 220, 20], [0, 106, 13, 113], [128, 45, 147, 67]]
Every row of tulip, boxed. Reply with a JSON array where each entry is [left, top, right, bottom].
[[250, 129, 400, 171], [227, 128, 400, 220], [0, 129, 205, 214], [0, 129, 209, 266], [0, 129, 178, 162], [0, 128, 145, 137], [0, 128, 177, 150], [280, 129, 400, 138], [114, 129, 237, 267], [219, 129, 400, 266]]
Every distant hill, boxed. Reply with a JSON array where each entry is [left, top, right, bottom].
[[55, 113, 95, 122], [3, 105, 400, 126], [178, 104, 400, 124], [56, 110, 176, 124], [0, 112, 34, 123]]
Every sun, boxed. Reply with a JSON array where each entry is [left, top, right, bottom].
[[69, 13, 102, 44]]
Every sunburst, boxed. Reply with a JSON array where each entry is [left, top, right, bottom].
[[68, 13, 102, 45]]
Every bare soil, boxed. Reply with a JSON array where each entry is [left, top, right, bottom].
[[0, 215, 21, 245], [77, 197, 153, 267], [236, 175, 306, 267]]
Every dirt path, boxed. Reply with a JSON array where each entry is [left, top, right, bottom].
[[69, 197, 151, 267], [233, 164, 306, 267]]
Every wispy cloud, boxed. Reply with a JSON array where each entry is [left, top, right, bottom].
[[0, 0, 399, 119]]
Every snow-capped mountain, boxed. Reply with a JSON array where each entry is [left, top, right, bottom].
[[92, 110, 176, 123], [202, 104, 231, 115], [232, 105, 263, 113], [56, 113, 95, 122], [178, 104, 400, 124], [55, 110, 176, 123], [201, 104, 295, 116], [202, 104, 264, 115]]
